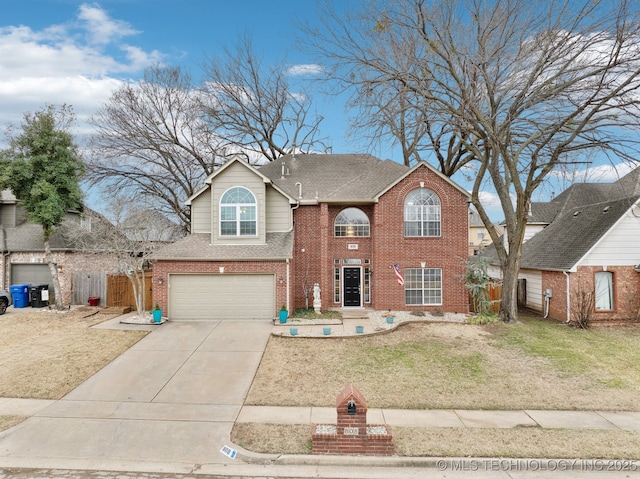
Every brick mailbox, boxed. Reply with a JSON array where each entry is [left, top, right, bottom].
[[311, 384, 392, 455]]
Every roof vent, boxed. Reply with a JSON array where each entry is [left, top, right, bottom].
[[573, 211, 580, 217], [603, 206, 611, 213]]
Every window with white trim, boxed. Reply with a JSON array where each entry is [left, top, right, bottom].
[[405, 268, 442, 305], [595, 271, 614, 311], [404, 188, 441, 237], [334, 208, 370, 237], [220, 187, 257, 236]]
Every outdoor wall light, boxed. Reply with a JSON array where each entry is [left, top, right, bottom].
[[219, 266, 225, 273], [421, 261, 426, 268], [158, 277, 163, 285], [278, 276, 284, 284], [57, 265, 63, 273]]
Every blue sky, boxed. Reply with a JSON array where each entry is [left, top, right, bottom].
[[0, 0, 634, 221], [0, 1, 352, 146]]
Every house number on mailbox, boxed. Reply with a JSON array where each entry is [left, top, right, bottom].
[[344, 427, 359, 435]]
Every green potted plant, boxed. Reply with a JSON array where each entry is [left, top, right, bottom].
[[153, 303, 162, 323], [279, 304, 288, 323]]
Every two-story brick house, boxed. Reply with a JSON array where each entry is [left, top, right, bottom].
[[152, 154, 470, 319]]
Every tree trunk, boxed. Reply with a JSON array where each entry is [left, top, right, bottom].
[[44, 237, 64, 310], [499, 257, 520, 323], [127, 271, 145, 317]]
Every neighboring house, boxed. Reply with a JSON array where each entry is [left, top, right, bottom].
[[0, 190, 120, 305], [488, 167, 640, 323], [152, 154, 471, 320], [468, 209, 499, 255]]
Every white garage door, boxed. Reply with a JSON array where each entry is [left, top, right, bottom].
[[168, 274, 275, 320]]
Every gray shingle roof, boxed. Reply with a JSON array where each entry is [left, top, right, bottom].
[[520, 196, 640, 270], [152, 231, 293, 261], [258, 154, 408, 202], [2, 223, 71, 251]]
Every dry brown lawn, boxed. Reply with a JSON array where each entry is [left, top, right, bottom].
[[234, 317, 640, 457], [0, 307, 147, 400], [246, 320, 640, 410]]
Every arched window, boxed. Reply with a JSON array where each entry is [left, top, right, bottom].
[[404, 188, 441, 237], [334, 208, 370, 237], [220, 187, 257, 236]]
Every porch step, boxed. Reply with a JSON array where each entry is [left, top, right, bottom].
[[338, 308, 373, 320]]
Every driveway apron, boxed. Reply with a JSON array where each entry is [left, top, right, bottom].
[[0, 320, 272, 470]]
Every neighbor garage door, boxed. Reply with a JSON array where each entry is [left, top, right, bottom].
[[11, 264, 53, 288], [168, 274, 275, 320]]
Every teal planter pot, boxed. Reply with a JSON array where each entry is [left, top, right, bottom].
[[289, 327, 298, 336], [323, 327, 331, 335], [153, 309, 162, 323], [356, 325, 364, 334], [279, 310, 288, 323], [386, 316, 394, 324]]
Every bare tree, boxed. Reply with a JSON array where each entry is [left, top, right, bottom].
[[88, 37, 326, 231], [200, 35, 326, 162], [64, 199, 170, 318], [305, 0, 640, 322], [88, 66, 222, 231]]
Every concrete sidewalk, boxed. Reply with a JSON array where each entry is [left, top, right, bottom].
[[2, 398, 640, 431]]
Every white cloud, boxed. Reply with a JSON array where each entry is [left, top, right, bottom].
[[0, 3, 164, 146], [77, 4, 139, 45], [285, 64, 324, 76]]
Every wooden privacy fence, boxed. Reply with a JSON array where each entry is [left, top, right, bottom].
[[468, 281, 502, 313], [106, 272, 153, 310], [73, 271, 153, 309], [73, 271, 107, 306]]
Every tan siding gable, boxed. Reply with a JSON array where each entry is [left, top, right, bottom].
[[190, 188, 211, 234], [212, 161, 266, 244], [266, 186, 292, 232]]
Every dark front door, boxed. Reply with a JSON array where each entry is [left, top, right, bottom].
[[343, 267, 361, 307]]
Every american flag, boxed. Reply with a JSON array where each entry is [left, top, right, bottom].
[[393, 264, 404, 286]]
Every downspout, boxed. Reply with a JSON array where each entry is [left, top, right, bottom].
[[563, 271, 571, 323], [287, 199, 300, 313], [544, 292, 550, 318], [286, 258, 290, 313], [1, 225, 9, 290]]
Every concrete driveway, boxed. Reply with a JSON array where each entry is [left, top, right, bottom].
[[0, 319, 272, 472]]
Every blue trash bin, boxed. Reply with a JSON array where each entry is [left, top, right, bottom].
[[9, 284, 31, 308]]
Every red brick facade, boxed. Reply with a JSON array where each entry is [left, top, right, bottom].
[[543, 267, 640, 323], [291, 165, 469, 313]]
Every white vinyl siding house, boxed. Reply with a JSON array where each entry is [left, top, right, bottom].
[[577, 209, 640, 268]]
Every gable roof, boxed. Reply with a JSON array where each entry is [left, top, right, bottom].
[[258, 154, 409, 203], [519, 196, 640, 271]]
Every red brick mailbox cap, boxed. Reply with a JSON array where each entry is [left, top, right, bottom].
[[336, 383, 367, 412]]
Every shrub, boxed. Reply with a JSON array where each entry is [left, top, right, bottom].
[[467, 313, 500, 325], [572, 291, 594, 329]]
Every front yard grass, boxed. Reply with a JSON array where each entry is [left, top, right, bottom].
[[0, 307, 148, 432], [233, 315, 640, 457], [246, 316, 640, 410]]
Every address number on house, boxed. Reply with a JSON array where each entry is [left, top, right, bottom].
[[344, 427, 359, 435]]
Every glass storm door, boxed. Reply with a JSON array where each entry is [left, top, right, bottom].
[[343, 267, 362, 307]]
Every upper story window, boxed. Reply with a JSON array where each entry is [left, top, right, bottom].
[[220, 187, 257, 236], [334, 208, 370, 237], [404, 188, 441, 237]]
